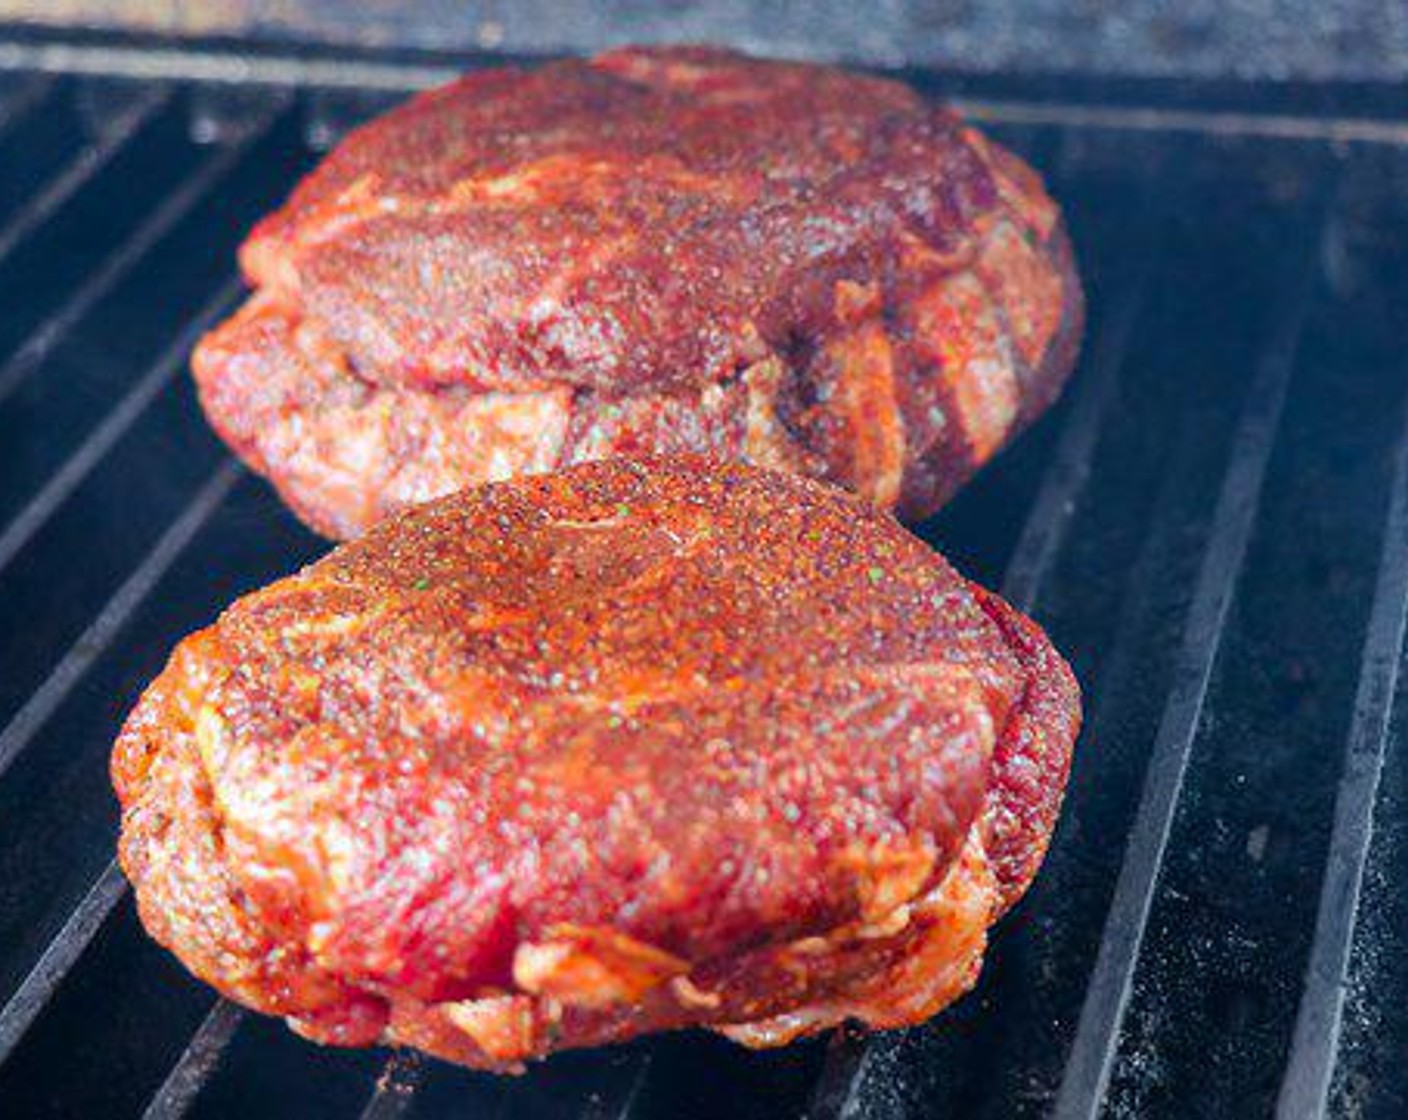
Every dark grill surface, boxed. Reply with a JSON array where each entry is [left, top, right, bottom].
[[0, 40, 1407, 1120]]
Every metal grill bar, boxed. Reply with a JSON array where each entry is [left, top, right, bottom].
[[991, 181, 1159, 617], [600, 1056, 653, 1120], [0, 463, 246, 1076], [1275, 381, 1408, 1118], [142, 1002, 246, 1120], [0, 277, 241, 575], [952, 98, 1408, 148], [1051, 173, 1333, 1120], [352, 1000, 655, 1118], [0, 459, 240, 783], [0, 860, 125, 1066], [807, 142, 1161, 1120], [5, 40, 1408, 148], [806, 1032, 870, 1120], [0, 85, 168, 270], [0, 97, 279, 407], [359, 1052, 427, 1120]]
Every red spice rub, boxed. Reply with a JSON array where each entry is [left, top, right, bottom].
[[194, 46, 1083, 538], [113, 458, 1080, 1068]]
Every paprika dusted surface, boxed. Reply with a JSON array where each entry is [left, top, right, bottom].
[[112, 458, 1080, 1068], [194, 46, 1083, 538]]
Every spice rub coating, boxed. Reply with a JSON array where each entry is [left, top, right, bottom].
[[113, 458, 1080, 1068], [194, 45, 1083, 538]]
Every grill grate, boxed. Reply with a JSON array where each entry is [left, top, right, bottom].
[[1279, 372, 1408, 1118], [0, 39, 1407, 1120], [1051, 158, 1332, 1120]]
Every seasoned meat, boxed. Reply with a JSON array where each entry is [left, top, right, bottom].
[[113, 458, 1080, 1069], [193, 46, 1083, 539]]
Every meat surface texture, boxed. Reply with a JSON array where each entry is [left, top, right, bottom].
[[113, 457, 1080, 1069], [193, 45, 1083, 539]]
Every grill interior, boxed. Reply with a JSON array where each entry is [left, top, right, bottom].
[[1, 36, 1407, 1120]]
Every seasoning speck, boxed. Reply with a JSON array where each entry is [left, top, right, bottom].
[[866, 566, 885, 585], [413, 577, 431, 590]]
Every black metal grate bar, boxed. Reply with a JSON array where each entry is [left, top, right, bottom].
[[954, 98, 1408, 147], [592, 1055, 654, 1120], [142, 1002, 247, 1120], [989, 166, 1161, 619], [1051, 168, 1335, 1120], [806, 1031, 873, 1120], [7, 40, 1408, 148], [0, 459, 240, 783], [1275, 382, 1408, 1118], [0, 859, 125, 1066], [0, 84, 168, 270], [0, 98, 280, 407], [351, 1009, 657, 1119], [0, 277, 242, 576], [359, 1052, 428, 1120]]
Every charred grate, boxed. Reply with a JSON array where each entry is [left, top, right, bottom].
[[0, 36, 1407, 1120]]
